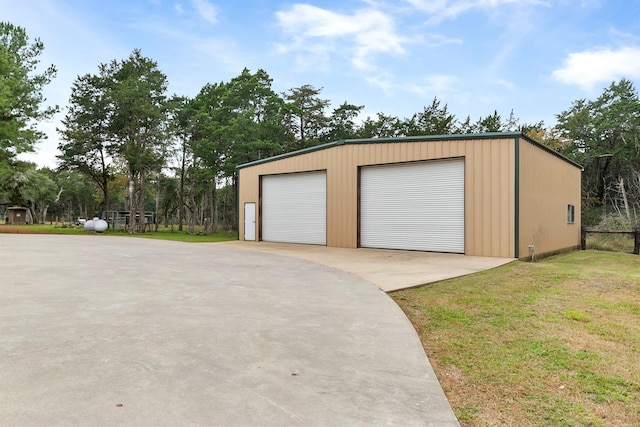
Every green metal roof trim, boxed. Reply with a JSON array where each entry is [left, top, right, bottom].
[[236, 132, 583, 170]]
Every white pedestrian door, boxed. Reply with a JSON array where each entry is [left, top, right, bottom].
[[244, 202, 256, 241]]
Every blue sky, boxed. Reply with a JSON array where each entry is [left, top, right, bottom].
[[3, 0, 640, 167]]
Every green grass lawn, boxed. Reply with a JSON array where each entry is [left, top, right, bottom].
[[392, 250, 640, 426], [0, 223, 238, 242]]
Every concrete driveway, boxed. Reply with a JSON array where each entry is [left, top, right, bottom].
[[224, 241, 514, 292], [0, 235, 458, 426]]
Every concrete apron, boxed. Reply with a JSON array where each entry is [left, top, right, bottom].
[[0, 235, 460, 426], [223, 241, 515, 292]]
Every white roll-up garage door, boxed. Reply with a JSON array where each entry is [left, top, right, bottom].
[[262, 171, 327, 245], [360, 159, 464, 253]]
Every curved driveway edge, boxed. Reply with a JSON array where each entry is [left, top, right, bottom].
[[0, 235, 458, 426], [222, 240, 514, 292]]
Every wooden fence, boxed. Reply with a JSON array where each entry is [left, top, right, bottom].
[[581, 227, 640, 255]]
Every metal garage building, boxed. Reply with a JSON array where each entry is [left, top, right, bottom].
[[237, 133, 582, 259]]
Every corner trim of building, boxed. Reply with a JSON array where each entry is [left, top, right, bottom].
[[514, 136, 520, 259], [236, 173, 240, 241]]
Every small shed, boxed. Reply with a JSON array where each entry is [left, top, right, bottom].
[[7, 207, 30, 225], [237, 132, 583, 260]]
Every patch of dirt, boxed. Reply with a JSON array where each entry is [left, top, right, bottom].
[[0, 225, 46, 234]]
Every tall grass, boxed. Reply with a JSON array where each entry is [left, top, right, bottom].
[[587, 213, 637, 253], [586, 233, 635, 253]]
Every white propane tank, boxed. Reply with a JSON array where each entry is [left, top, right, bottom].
[[94, 219, 108, 233], [84, 219, 95, 231]]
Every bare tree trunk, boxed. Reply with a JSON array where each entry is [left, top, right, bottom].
[[26, 207, 34, 225], [178, 144, 187, 232], [138, 172, 146, 233], [619, 176, 631, 224], [100, 148, 110, 214], [199, 193, 206, 228], [211, 184, 217, 234], [128, 171, 136, 234], [155, 174, 161, 231], [203, 191, 211, 235], [188, 178, 196, 234], [45, 187, 63, 225], [27, 204, 36, 225]]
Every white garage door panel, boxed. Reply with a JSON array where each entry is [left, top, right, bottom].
[[262, 171, 326, 245], [361, 159, 464, 253]]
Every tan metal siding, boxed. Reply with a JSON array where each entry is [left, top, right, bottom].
[[239, 138, 517, 258], [518, 139, 582, 258], [460, 139, 516, 257]]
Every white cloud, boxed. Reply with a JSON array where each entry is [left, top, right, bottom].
[[275, 4, 408, 70], [552, 46, 640, 90], [174, 3, 185, 15], [608, 27, 638, 42], [406, 0, 548, 23], [407, 74, 459, 97], [191, 0, 218, 24], [365, 72, 396, 94], [274, 41, 334, 72], [363, 72, 467, 101], [424, 33, 463, 46]]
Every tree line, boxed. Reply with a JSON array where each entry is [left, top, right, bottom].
[[1, 22, 638, 231]]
